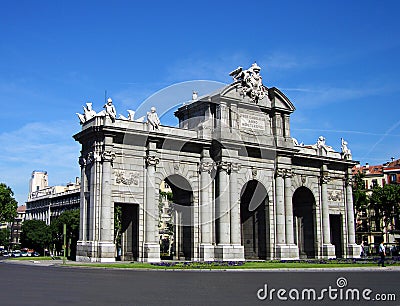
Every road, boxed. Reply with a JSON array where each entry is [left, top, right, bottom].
[[1, 261, 399, 305]]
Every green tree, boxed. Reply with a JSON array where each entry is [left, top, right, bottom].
[[352, 173, 369, 232], [0, 228, 11, 248], [20, 220, 51, 254], [50, 209, 80, 259], [0, 183, 18, 223], [369, 184, 400, 236]]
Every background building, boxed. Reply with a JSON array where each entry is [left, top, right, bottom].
[[26, 171, 80, 224], [352, 158, 400, 253], [10, 205, 26, 248]]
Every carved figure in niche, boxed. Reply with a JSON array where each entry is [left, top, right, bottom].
[[147, 107, 161, 129], [229, 62, 268, 103], [341, 138, 352, 159], [103, 98, 117, 122]]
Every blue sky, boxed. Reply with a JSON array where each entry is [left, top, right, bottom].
[[1, 0, 400, 205]]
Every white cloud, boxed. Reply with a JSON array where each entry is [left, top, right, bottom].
[[0, 120, 80, 205]]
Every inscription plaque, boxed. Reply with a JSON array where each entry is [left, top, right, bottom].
[[240, 113, 266, 130]]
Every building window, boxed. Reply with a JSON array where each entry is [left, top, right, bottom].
[[390, 174, 397, 184], [371, 179, 378, 187]]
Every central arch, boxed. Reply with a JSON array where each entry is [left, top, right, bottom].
[[161, 174, 194, 260], [240, 180, 269, 259], [292, 187, 316, 258]]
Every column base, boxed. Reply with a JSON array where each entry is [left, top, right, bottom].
[[142, 243, 160, 263], [346, 244, 361, 258], [76, 241, 116, 262], [321, 244, 336, 259], [199, 244, 215, 261], [215, 244, 245, 261], [275, 244, 300, 260]]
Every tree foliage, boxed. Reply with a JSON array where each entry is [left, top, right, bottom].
[[369, 184, 400, 232], [20, 220, 51, 253], [0, 183, 18, 223], [50, 209, 80, 259], [0, 228, 11, 248]]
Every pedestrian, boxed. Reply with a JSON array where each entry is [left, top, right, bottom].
[[378, 241, 386, 267], [360, 242, 365, 257]]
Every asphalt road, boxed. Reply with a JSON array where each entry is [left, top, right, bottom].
[[1, 262, 399, 306]]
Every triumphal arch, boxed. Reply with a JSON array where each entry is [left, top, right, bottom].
[[74, 63, 359, 262]]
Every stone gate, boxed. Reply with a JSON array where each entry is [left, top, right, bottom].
[[74, 63, 359, 262]]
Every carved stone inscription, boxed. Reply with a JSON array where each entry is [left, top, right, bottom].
[[239, 113, 265, 130]]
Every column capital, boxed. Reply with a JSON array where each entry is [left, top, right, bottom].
[[86, 151, 101, 166], [217, 161, 231, 173], [231, 162, 241, 173], [199, 161, 216, 173], [345, 175, 353, 187], [275, 168, 285, 178], [146, 155, 160, 167], [276, 168, 293, 178], [78, 155, 86, 168], [102, 150, 116, 162], [320, 174, 331, 184]]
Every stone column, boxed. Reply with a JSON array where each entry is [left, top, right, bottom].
[[321, 164, 336, 258], [199, 160, 215, 261], [345, 169, 360, 257], [275, 169, 286, 245], [98, 149, 116, 262], [275, 168, 296, 259], [217, 161, 231, 245], [78, 156, 86, 242], [230, 163, 241, 245], [143, 145, 161, 262], [284, 170, 299, 259]]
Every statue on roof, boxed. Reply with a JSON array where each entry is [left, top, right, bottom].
[[341, 138, 352, 160], [76, 102, 97, 124], [229, 62, 268, 103], [147, 106, 161, 129], [103, 98, 117, 122]]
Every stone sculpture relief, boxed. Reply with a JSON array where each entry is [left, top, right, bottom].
[[115, 170, 139, 186], [328, 190, 342, 202], [229, 62, 268, 103]]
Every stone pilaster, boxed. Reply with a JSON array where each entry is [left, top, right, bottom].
[[345, 170, 360, 258], [143, 145, 161, 262], [320, 164, 336, 258]]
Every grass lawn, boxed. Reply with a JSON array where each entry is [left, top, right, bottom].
[[67, 260, 399, 270]]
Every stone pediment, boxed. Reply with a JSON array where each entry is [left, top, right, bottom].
[[209, 83, 295, 113]]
